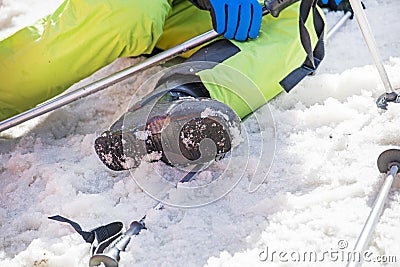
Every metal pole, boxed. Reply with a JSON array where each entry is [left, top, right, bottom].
[[348, 0, 394, 94], [0, 30, 220, 133], [0, 6, 266, 133], [346, 165, 399, 267], [0, 7, 351, 133], [326, 11, 352, 41]]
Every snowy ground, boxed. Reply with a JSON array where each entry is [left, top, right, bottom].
[[1, 0, 400, 266]]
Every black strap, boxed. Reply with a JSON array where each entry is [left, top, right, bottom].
[[280, 0, 325, 92], [49, 215, 123, 254]]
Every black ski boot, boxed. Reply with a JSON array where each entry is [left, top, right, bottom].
[[94, 74, 241, 171]]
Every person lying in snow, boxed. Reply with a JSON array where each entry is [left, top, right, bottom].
[[0, 0, 349, 170]]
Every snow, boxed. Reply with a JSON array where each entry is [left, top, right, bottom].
[[1, 0, 400, 266]]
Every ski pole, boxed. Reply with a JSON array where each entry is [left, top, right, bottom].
[[89, 217, 146, 267], [0, 31, 219, 133], [326, 10, 352, 40], [346, 149, 400, 267], [89, 165, 202, 267], [0, 0, 302, 133], [348, 0, 400, 109]]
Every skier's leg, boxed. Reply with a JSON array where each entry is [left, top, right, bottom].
[[155, 0, 214, 57], [94, 76, 241, 171], [157, 1, 324, 119], [193, 2, 325, 119], [0, 0, 172, 121], [94, 2, 325, 171], [94, 1, 239, 171]]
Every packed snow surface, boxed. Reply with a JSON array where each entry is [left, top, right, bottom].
[[1, 0, 400, 266]]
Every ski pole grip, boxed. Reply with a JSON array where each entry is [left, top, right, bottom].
[[264, 0, 300, 17]]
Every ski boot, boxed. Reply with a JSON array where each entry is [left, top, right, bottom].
[[94, 74, 241, 171]]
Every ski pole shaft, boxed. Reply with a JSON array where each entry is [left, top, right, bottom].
[[326, 11, 352, 41], [0, 0, 303, 133], [348, 0, 394, 94], [152, 164, 204, 210], [0, 30, 220, 133], [346, 165, 399, 267], [0, 7, 276, 133]]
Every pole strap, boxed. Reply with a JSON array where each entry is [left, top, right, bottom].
[[49, 215, 124, 255], [280, 0, 325, 92]]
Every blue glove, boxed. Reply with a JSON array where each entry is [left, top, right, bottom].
[[320, 0, 342, 4], [209, 0, 262, 41]]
